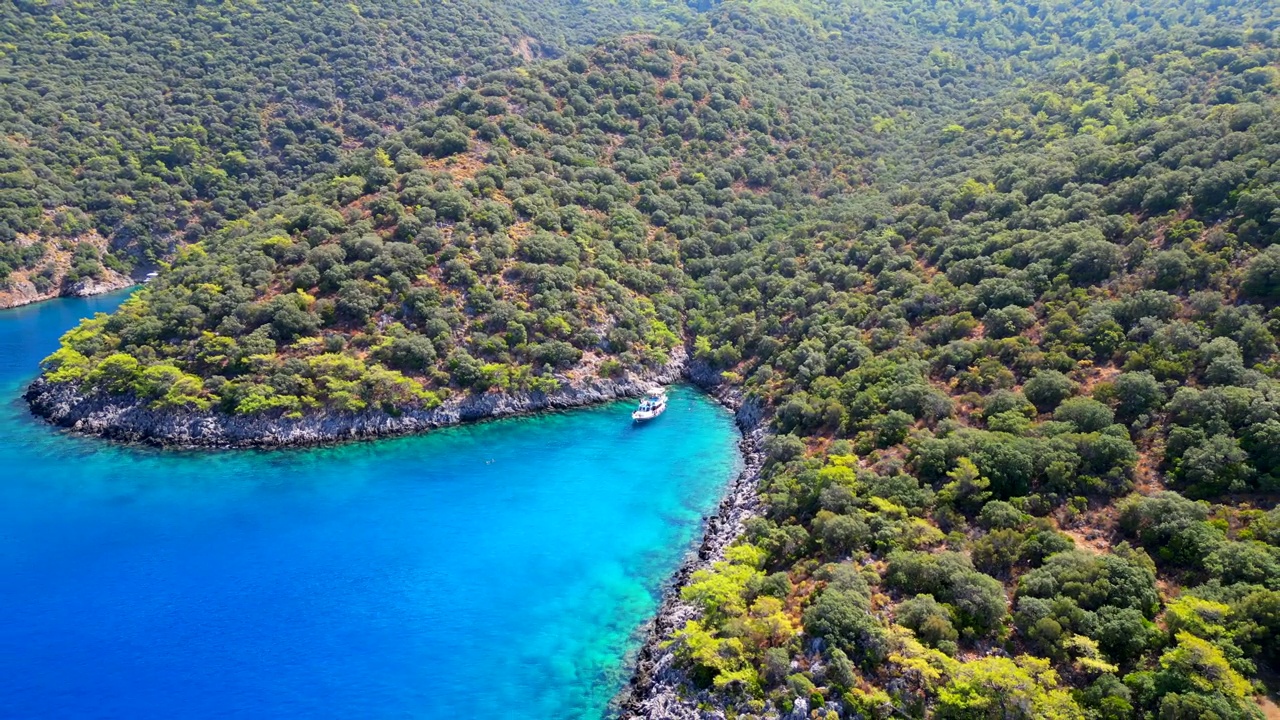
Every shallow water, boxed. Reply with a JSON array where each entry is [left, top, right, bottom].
[[0, 292, 741, 719]]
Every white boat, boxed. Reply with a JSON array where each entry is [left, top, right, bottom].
[[632, 386, 668, 421]]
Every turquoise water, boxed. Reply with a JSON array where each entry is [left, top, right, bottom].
[[0, 292, 741, 719]]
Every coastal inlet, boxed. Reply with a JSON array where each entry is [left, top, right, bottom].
[[0, 292, 744, 719]]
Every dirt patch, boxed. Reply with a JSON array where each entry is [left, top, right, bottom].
[[514, 36, 536, 63], [1076, 363, 1120, 395], [1254, 662, 1280, 719], [1133, 438, 1167, 495], [424, 140, 493, 182]]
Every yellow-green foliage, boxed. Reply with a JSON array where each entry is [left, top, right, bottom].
[[1164, 596, 1232, 642], [234, 384, 303, 416], [85, 353, 142, 394], [42, 346, 91, 383], [936, 655, 1084, 720], [138, 364, 210, 411], [478, 363, 514, 391], [1158, 632, 1253, 700], [160, 374, 210, 411], [1061, 635, 1118, 675], [733, 595, 796, 650], [648, 319, 679, 348], [900, 518, 945, 549], [669, 619, 760, 695], [57, 315, 112, 357], [363, 367, 439, 410], [817, 461, 858, 490], [673, 542, 798, 695], [842, 686, 895, 720], [682, 554, 762, 625], [308, 353, 365, 382], [886, 626, 956, 693]]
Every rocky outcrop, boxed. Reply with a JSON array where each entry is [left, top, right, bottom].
[[0, 225, 140, 309], [25, 349, 686, 448], [613, 359, 770, 720], [0, 270, 135, 310], [66, 273, 136, 298]]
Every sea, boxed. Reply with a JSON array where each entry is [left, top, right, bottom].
[[0, 291, 742, 719]]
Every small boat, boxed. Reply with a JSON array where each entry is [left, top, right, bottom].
[[632, 386, 668, 422]]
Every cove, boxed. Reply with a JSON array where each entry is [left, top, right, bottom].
[[0, 292, 742, 719]]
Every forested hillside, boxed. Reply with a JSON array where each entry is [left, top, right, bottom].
[[0, 0, 678, 304], [671, 5, 1280, 717], [31, 2, 992, 415], [19, 0, 1280, 718]]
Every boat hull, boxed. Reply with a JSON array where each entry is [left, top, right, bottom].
[[632, 387, 669, 422], [632, 404, 667, 421]]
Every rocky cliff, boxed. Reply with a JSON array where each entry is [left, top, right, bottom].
[[0, 227, 140, 309]]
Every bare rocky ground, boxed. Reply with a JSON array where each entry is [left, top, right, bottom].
[[0, 229, 137, 309]]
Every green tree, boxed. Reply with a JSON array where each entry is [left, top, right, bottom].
[[1054, 398, 1115, 433], [1147, 632, 1260, 720], [1241, 246, 1280, 300], [1023, 371, 1077, 413], [936, 655, 1084, 720], [897, 594, 959, 654]]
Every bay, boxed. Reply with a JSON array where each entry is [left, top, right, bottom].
[[0, 291, 741, 719]]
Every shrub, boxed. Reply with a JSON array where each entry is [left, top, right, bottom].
[[803, 587, 887, 666], [1054, 398, 1115, 433], [896, 594, 959, 654], [1024, 371, 1077, 413]]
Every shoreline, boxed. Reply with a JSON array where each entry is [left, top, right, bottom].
[[612, 362, 767, 720], [24, 351, 769, 717], [0, 273, 136, 311], [24, 350, 687, 449]]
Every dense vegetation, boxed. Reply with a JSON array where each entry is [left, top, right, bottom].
[[34, 1, 995, 414], [20, 0, 1280, 717], [0, 0, 679, 290]]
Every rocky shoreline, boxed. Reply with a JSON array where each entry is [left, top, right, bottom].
[[613, 361, 767, 720], [24, 350, 770, 718], [25, 351, 687, 449], [0, 270, 136, 310]]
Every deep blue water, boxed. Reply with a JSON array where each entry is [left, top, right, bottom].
[[0, 292, 741, 719]]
